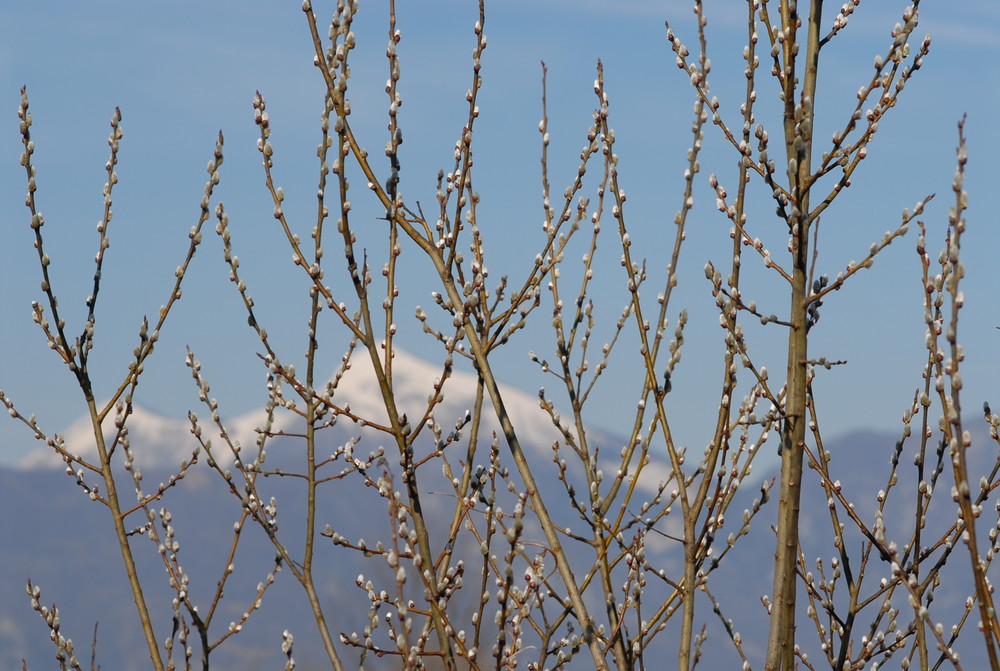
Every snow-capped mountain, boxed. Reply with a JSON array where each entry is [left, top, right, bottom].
[[19, 348, 573, 474], [4, 349, 998, 670]]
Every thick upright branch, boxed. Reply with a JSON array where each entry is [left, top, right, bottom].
[[765, 1, 823, 669]]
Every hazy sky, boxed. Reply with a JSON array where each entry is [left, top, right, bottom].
[[1, 2, 998, 466]]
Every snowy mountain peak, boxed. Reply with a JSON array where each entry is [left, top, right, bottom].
[[18, 348, 565, 471]]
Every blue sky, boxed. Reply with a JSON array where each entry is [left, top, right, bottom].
[[1, 2, 998, 466]]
